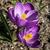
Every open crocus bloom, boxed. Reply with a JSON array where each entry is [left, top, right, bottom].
[[8, 2, 38, 26], [17, 22, 40, 48]]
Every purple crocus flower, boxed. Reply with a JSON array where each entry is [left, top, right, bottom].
[[8, 2, 38, 26], [17, 22, 40, 48]]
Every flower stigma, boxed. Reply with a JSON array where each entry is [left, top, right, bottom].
[[23, 33, 33, 41], [21, 13, 27, 20]]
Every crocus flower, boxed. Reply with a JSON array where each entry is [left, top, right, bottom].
[[8, 2, 38, 26], [17, 22, 40, 48]]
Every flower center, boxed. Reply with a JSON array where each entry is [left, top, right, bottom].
[[23, 33, 33, 41], [21, 13, 27, 20]]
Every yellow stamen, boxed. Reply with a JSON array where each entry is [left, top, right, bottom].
[[21, 13, 27, 20], [23, 33, 33, 41]]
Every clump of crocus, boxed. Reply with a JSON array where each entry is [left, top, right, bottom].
[[8, 2, 40, 48], [8, 2, 38, 27]]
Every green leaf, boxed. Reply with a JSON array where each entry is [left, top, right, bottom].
[[18, 0, 22, 2], [0, 10, 12, 42], [39, 5, 46, 12], [0, 37, 11, 42], [0, 34, 12, 42], [11, 31, 17, 42], [1, 11, 10, 33], [27, 0, 32, 2], [35, 0, 37, 2], [0, 32, 12, 42], [39, 0, 43, 8], [11, 0, 17, 5]]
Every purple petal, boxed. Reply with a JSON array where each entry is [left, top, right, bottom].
[[26, 10, 38, 21], [16, 19, 27, 26], [25, 10, 29, 14], [27, 26, 38, 34], [14, 2, 24, 17], [26, 40, 40, 48], [18, 28, 26, 43], [25, 22, 38, 30], [8, 7, 16, 24], [31, 40, 40, 48], [32, 34, 39, 40], [24, 3, 34, 12]]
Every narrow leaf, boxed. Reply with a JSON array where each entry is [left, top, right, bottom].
[[0, 10, 12, 41], [39, 5, 46, 12], [39, 0, 43, 7]]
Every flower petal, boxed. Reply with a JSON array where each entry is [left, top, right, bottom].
[[24, 3, 34, 11], [26, 10, 38, 21], [14, 2, 24, 17], [8, 7, 16, 23], [16, 19, 27, 26], [26, 40, 40, 48], [25, 22, 38, 30]]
